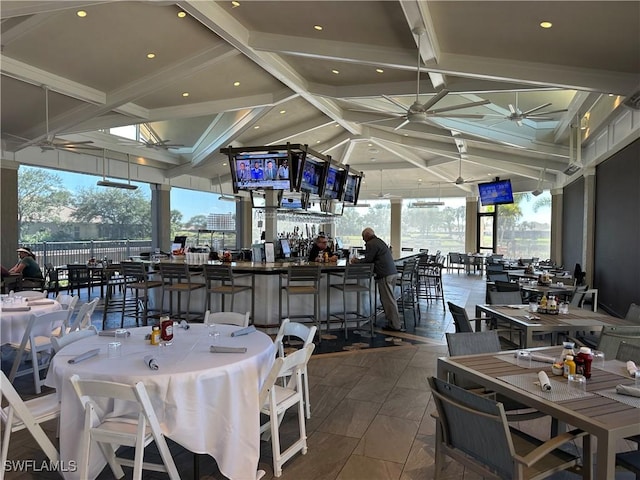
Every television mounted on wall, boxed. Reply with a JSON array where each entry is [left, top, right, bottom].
[[343, 169, 362, 205], [477, 179, 514, 206], [321, 162, 347, 200], [279, 191, 308, 210], [298, 152, 328, 197]]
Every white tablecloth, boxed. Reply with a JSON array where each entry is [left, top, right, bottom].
[[0, 301, 62, 344], [45, 324, 276, 480]]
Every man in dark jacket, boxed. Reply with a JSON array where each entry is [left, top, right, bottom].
[[350, 227, 403, 331]]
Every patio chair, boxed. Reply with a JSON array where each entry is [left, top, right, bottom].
[[428, 376, 586, 480], [203, 310, 250, 327], [51, 327, 98, 354], [626, 303, 640, 324], [447, 301, 476, 333]]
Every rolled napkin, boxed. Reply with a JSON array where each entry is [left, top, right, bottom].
[[144, 355, 159, 370], [2, 306, 30, 312], [210, 346, 247, 354], [230, 325, 256, 337], [615, 384, 640, 398], [67, 348, 100, 364], [530, 353, 556, 364], [27, 300, 55, 306], [626, 361, 638, 377], [180, 320, 190, 330], [98, 330, 131, 337], [537, 371, 552, 391]]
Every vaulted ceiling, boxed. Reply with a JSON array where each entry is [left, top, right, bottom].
[[1, 1, 638, 200]]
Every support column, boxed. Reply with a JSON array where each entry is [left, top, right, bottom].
[[390, 199, 402, 259], [550, 188, 563, 266], [465, 196, 479, 253], [238, 197, 252, 248], [583, 168, 596, 287], [151, 184, 171, 253], [1, 160, 19, 266], [264, 191, 279, 243]]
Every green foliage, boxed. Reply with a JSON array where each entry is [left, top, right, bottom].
[[183, 214, 207, 230], [170, 210, 184, 239]]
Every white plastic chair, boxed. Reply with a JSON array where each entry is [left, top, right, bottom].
[[68, 297, 99, 332], [203, 310, 250, 327], [259, 344, 314, 477], [51, 326, 98, 354], [51, 294, 79, 336], [0, 371, 60, 480], [15, 290, 48, 300], [69, 374, 181, 480], [273, 318, 317, 419], [8, 309, 67, 394]]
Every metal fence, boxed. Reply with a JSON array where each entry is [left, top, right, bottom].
[[21, 240, 153, 269]]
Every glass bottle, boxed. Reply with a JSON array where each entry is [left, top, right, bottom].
[[563, 354, 576, 378], [150, 325, 161, 345], [577, 346, 593, 379]]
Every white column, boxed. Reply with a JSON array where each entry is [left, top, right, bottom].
[[390, 198, 402, 258], [550, 188, 563, 265], [582, 168, 596, 287], [1, 160, 19, 266], [151, 184, 171, 252], [465, 196, 478, 253]]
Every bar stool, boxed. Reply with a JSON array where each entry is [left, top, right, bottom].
[[203, 264, 253, 316], [279, 265, 322, 338], [418, 261, 445, 310], [117, 261, 164, 327], [396, 258, 420, 329], [158, 262, 204, 321], [329, 263, 374, 339]]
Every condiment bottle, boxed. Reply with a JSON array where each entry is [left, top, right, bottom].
[[150, 325, 161, 345], [324, 251, 329, 262], [577, 346, 593, 379], [548, 294, 557, 314], [575, 356, 585, 376], [539, 293, 548, 311], [561, 341, 575, 360], [563, 354, 576, 378], [160, 316, 173, 342]]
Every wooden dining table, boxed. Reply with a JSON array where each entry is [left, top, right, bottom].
[[437, 346, 640, 480], [475, 304, 632, 348]]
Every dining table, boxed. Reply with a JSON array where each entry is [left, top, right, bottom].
[[475, 304, 633, 348], [437, 345, 640, 480], [0, 298, 62, 344], [45, 323, 276, 480]]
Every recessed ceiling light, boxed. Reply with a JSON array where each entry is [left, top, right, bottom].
[[370, 158, 376, 162], [254, 125, 260, 129], [223, 162, 227, 166], [540, 21, 552, 29], [177, 11, 186, 18], [146, 53, 156, 59], [231, 1, 240, 7], [332, 69, 340, 74], [403, 134, 409, 136], [233, 81, 240, 87], [182, 92, 189, 97], [376, 68, 384, 73], [314, 25, 323, 31], [316, 140, 321, 144], [279, 110, 286, 114], [368, 143, 373, 147], [334, 124, 340, 127], [76, 10, 87, 17]]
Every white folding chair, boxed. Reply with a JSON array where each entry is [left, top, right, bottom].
[[69, 374, 181, 480], [51, 327, 98, 354], [68, 297, 100, 332], [259, 344, 314, 477], [51, 294, 80, 337], [273, 318, 317, 419], [203, 310, 250, 327], [0, 371, 60, 480], [8, 309, 67, 394]]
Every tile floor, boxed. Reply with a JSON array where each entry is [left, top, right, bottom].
[[3, 271, 637, 479]]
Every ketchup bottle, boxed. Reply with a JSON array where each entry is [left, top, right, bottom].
[[160, 316, 173, 342], [577, 347, 593, 379]]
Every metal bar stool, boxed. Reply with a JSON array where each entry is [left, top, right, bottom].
[[279, 265, 322, 339], [158, 262, 204, 321], [418, 261, 446, 310], [118, 261, 164, 327], [203, 264, 253, 316], [396, 258, 420, 330], [329, 263, 374, 339]]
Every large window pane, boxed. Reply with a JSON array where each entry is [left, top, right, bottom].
[[401, 197, 466, 253], [497, 192, 551, 259]]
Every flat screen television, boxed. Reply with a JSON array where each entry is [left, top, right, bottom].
[[230, 151, 291, 192], [321, 163, 347, 200], [279, 192, 307, 210], [298, 153, 328, 196], [250, 191, 266, 208], [343, 171, 362, 204], [477, 179, 514, 206]]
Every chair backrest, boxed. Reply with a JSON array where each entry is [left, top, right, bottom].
[[68, 298, 100, 332], [158, 262, 191, 283], [494, 280, 520, 292], [259, 344, 315, 407], [286, 265, 321, 285], [67, 264, 89, 282], [56, 293, 79, 310], [595, 326, 640, 358], [399, 258, 417, 283], [203, 310, 250, 327], [120, 261, 147, 281], [625, 303, 640, 323], [51, 327, 98, 353], [488, 271, 509, 283], [488, 290, 522, 305], [616, 342, 640, 363], [274, 318, 317, 358], [446, 331, 501, 356], [343, 263, 374, 282], [428, 376, 515, 479], [447, 302, 473, 333], [203, 264, 234, 283], [570, 284, 589, 307], [486, 264, 504, 274]]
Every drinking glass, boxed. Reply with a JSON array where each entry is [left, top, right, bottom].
[[635, 372, 640, 388], [107, 341, 122, 359], [528, 302, 538, 313], [592, 350, 605, 369], [516, 349, 532, 368], [568, 374, 587, 393]]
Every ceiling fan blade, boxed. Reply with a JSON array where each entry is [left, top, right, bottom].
[[381, 95, 410, 112], [515, 119, 524, 127], [508, 104, 517, 115], [427, 99, 490, 114], [421, 89, 449, 111], [523, 116, 554, 121], [58, 140, 94, 146], [394, 119, 410, 130], [522, 102, 552, 116], [429, 113, 486, 119], [527, 108, 568, 117], [348, 108, 401, 116]]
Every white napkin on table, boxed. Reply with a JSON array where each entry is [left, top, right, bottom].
[[230, 325, 256, 337], [210, 346, 247, 354], [626, 361, 638, 377], [537, 371, 552, 391], [2, 306, 30, 312], [98, 330, 131, 337], [68, 348, 100, 364], [144, 355, 159, 370], [616, 384, 640, 397], [28, 300, 55, 306]]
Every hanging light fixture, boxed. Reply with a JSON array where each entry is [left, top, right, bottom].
[[532, 168, 545, 196], [96, 150, 138, 190]]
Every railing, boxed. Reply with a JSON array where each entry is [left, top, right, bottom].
[[20, 240, 153, 269]]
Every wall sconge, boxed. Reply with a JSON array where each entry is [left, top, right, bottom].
[[580, 115, 589, 130]]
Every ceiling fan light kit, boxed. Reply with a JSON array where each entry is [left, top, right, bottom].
[[410, 200, 445, 208], [96, 180, 138, 190]]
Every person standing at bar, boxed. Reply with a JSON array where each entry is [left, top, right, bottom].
[[350, 227, 403, 332]]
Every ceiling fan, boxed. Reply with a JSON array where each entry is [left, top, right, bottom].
[[375, 170, 401, 198], [488, 92, 568, 127], [446, 156, 485, 186], [33, 87, 97, 152], [350, 27, 490, 130], [141, 138, 184, 150]]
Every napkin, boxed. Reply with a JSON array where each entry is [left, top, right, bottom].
[[179, 320, 190, 330], [27, 300, 55, 306], [1, 306, 30, 312], [98, 330, 131, 337], [144, 355, 159, 370], [537, 371, 552, 391], [230, 325, 256, 337], [626, 361, 638, 377], [67, 348, 100, 364], [615, 384, 640, 398], [530, 354, 556, 364], [210, 346, 247, 354]]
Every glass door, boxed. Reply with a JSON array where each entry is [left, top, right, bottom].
[[477, 212, 496, 254]]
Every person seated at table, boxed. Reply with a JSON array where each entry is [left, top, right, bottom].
[[1, 265, 9, 278], [9, 247, 44, 288], [307, 235, 338, 263]]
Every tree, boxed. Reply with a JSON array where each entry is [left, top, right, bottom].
[[170, 210, 183, 239], [17, 167, 71, 238], [183, 214, 207, 230], [72, 187, 151, 239]]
